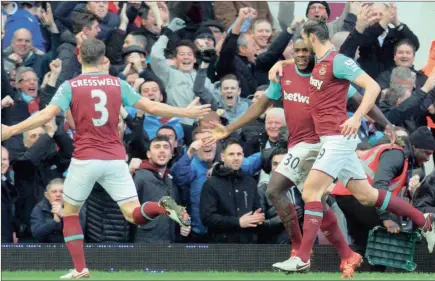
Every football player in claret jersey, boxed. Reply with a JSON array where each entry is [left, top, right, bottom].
[[1, 38, 212, 279], [204, 37, 395, 278], [281, 17, 435, 275]]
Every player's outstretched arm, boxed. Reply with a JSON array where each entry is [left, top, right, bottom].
[[202, 85, 276, 146], [227, 95, 274, 134], [134, 97, 211, 120], [2, 104, 61, 141]]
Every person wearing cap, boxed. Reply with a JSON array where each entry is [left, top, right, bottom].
[[194, 26, 219, 83], [332, 126, 435, 271], [200, 20, 226, 43], [289, 1, 358, 41]]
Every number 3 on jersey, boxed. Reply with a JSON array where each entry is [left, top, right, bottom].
[[91, 89, 109, 126]]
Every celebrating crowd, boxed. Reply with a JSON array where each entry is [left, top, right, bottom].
[[1, 0, 435, 276]]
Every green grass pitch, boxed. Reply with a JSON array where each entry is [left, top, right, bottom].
[[2, 271, 435, 280]]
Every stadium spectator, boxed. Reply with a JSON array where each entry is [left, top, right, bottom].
[[379, 67, 435, 133], [57, 11, 101, 85], [3, 24, 60, 85], [134, 136, 191, 243], [357, 3, 420, 80], [2, 1, 46, 52], [413, 171, 435, 214], [333, 127, 435, 269], [126, 78, 184, 144], [1, 146, 18, 243], [214, 1, 273, 30], [150, 18, 215, 140], [171, 128, 262, 242], [127, 3, 162, 54], [200, 138, 264, 243], [54, 1, 119, 41], [30, 178, 86, 243], [244, 107, 286, 158], [2, 60, 62, 158], [157, 126, 184, 168], [216, 7, 296, 97], [377, 40, 433, 95], [12, 117, 73, 242], [194, 74, 251, 124], [250, 18, 273, 55], [239, 86, 270, 146]]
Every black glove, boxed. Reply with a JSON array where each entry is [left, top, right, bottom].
[[201, 49, 216, 64]]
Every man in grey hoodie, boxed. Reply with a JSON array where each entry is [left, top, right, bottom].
[[150, 18, 215, 145]]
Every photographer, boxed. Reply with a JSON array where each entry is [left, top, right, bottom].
[[194, 26, 219, 82]]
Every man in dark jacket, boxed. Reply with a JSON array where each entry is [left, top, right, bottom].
[[3, 26, 60, 85], [133, 136, 191, 243], [414, 171, 435, 214], [56, 11, 101, 86], [356, 3, 419, 80], [1, 146, 18, 243], [216, 7, 298, 97], [12, 118, 73, 242], [30, 178, 86, 243], [200, 138, 264, 243], [54, 1, 119, 41]]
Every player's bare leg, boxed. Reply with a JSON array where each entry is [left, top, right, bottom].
[[266, 172, 303, 259], [347, 179, 435, 253], [120, 198, 190, 227], [275, 170, 332, 273], [60, 202, 89, 279]]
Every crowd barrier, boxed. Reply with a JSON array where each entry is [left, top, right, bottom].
[[2, 243, 434, 272]]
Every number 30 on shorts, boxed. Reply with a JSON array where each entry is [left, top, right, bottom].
[[283, 153, 300, 169]]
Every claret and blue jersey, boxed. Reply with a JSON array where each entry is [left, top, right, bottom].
[[50, 72, 142, 160]]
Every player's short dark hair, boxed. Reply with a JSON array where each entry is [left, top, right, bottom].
[[223, 137, 243, 152], [173, 40, 197, 57], [220, 74, 239, 86], [79, 38, 106, 65], [157, 125, 178, 140], [72, 10, 99, 35], [394, 39, 417, 55], [256, 85, 269, 92], [302, 17, 330, 42], [148, 135, 172, 151]]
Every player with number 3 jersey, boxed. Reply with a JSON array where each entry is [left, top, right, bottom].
[[1, 38, 211, 279]]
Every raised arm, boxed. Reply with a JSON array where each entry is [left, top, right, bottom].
[[120, 79, 211, 120], [2, 81, 72, 140]]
